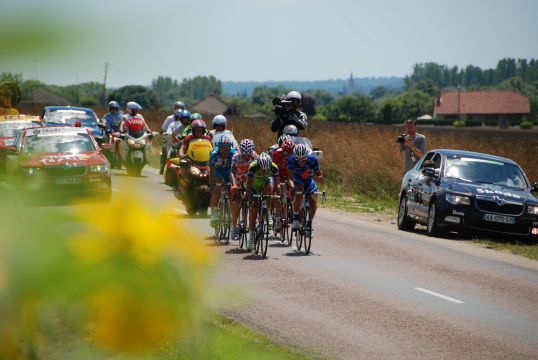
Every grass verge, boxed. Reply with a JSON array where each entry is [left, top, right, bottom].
[[470, 237, 538, 261]]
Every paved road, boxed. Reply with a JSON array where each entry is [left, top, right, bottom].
[[112, 168, 538, 359]]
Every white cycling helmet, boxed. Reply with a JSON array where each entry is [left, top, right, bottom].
[[283, 124, 298, 136], [174, 101, 185, 110], [286, 90, 302, 103], [212, 114, 227, 127], [257, 152, 272, 171], [293, 144, 309, 159], [126, 101, 142, 111]]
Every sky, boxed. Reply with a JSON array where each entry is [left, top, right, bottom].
[[2, 0, 538, 87]]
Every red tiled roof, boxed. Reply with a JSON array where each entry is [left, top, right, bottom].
[[434, 91, 530, 115]]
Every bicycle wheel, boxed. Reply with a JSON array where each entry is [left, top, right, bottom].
[[255, 207, 264, 255], [302, 207, 312, 254], [219, 199, 231, 245], [286, 203, 293, 246], [261, 207, 269, 258], [238, 202, 248, 250], [214, 202, 221, 239]]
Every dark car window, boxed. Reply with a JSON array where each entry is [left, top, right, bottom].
[[445, 155, 528, 190], [418, 152, 436, 170], [23, 133, 96, 154]]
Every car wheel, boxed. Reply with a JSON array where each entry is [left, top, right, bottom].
[[397, 194, 416, 231], [427, 200, 443, 237]]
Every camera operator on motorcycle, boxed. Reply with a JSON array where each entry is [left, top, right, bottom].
[[210, 115, 238, 148], [120, 101, 152, 136], [161, 101, 186, 133], [209, 136, 237, 228], [271, 90, 308, 140], [230, 139, 258, 240], [246, 152, 279, 251], [288, 144, 323, 231]]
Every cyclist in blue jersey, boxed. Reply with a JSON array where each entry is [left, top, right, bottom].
[[209, 135, 237, 227], [287, 144, 323, 230]]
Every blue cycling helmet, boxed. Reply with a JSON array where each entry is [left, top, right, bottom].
[[179, 109, 191, 119]]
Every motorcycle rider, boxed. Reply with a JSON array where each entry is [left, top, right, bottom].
[[209, 136, 237, 228], [288, 144, 323, 231], [159, 102, 186, 174], [102, 101, 122, 133], [271, 138, 295, 231], [179, 119, 212, 159], [181, 112, 204, 138], [120, 101, 152, 136], [210, 115, 238, 148], [245, 152, 279, 251], [230, 139, 258, 240], [271, 90, 308, 140], [165, 109, 191, 159]]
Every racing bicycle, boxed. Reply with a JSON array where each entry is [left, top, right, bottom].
[[215, 183, 232, 245], [291, 190, 326, 254]]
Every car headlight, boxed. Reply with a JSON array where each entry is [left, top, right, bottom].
[[446, 193, 471, 205], [22, 167, 40, 175], [190, 166, 201, 176], [528, 205, 538, 215], [90, 163, 110, 173]]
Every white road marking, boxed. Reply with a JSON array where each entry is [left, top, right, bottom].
[[174, 208, 188, 215], [414, 287, 465, 304]]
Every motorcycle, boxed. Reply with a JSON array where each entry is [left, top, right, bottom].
[[118, 131, 155, 177], [176, 138, 213, 215], [102, 129, 123, 169]]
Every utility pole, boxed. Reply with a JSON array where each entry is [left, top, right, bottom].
[[103, 62, 109, 107]]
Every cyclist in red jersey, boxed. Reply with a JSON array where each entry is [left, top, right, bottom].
[[271, 138, 295, 231]]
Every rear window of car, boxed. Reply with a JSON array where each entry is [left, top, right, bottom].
[[23, 133, 96, 154], [0, 122, 34, 137], [46, 110, 98, 127]]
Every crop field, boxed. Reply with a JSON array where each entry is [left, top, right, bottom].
[[142, 110, 538, 201]]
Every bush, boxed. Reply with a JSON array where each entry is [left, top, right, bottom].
[[311, 113, 328, 122], [520, 120, 533, 129], [453, 120, 465, 127]]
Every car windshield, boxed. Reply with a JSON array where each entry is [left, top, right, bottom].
[[0, 122, 34, 137], [46, 110, 98, 128], [24, 133, 96, 154], [445, 156, 528, 190]]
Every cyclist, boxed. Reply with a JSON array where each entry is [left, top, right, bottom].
[[230, 139, 258, 240], [288, 144, 323, 231], [268, 134, 292, 157], [120, 101, 151, 136], [246, 152, 279, 251], [271, 138, 295, 231], [210, 115, 238, 148], [209, 135, 237, 228], [271, 90, 307, 140]]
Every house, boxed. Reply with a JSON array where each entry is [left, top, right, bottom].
[[433, 90, 530, 127], [190, 95, 229, 116], [31, 88, 71, 106]]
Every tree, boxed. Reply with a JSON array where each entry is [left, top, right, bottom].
[[304, 89, 335, 106], [151, 76, 181, 107], [369, 86, 388, 100], [301, 95, 316, 116], [179, 76, 222, 101], [0, 72, 22, 84], [251, 85, 287, 106], [107, 85, 160, 109], [324, 95, 374, 123]]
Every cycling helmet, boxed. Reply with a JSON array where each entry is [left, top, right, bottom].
[[281, 139, 295, 155], [257, 152, 272, 171], [108, 101, 119, 110], [283, 124, 298, 136], [286, 90, 302, 104], [239, 139, 254, 155], [218, 135, 233, 148], [190, 112, 203, 121], [293, 144, 309, 159], [173, 108, 182, 117], [212, 114, 227, 127], [126, 101, 142, 111], [179, 110, 191, 119], [278, 134, 292, 146], [191, 119, 206, 130], [174, 101, 185, 110]]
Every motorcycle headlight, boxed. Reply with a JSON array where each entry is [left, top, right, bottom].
[[528, 205, 538, 215], [90, 163, 110, 174], [22, 167, 40, 175], [190, 166, 201, 176], [446, 193, 471, 205], [127, 138, 136, 146]]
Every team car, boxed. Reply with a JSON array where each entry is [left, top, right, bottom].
[[3, 126, 111, 202], [0, 118, 41, 172], [398, 149, 538, 239], [39, 106, 106, 146]]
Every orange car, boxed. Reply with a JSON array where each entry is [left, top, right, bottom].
[[3, 126, 111, 202]]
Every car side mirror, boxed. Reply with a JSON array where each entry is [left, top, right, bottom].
[[422, 167, 436, 177]]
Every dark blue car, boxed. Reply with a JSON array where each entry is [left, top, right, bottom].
[[398, 149, 538, 238], [39, 106, 105, 146]]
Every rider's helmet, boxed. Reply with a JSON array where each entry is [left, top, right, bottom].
[[286, 90, 302, 105], [212, 114, 227, 128], [281, 138, 295, 155], [283, 124, 298, 136], [190, 113, 203, 122], [108, 101, 119, 111], [173, 101, 185, 110], [257, 152, 272, 171], [173, 108, 182, 117], [278, 134, 292, 147], [293, 144, 309, 160], [239, 139, 254, 156], [218, 135, 233, 148], [179, 109, 191, 121], [191, 119, 206, 130], [126, 101, 142, 114]]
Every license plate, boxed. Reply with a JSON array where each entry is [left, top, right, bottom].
[[482, 213, 515, 224], [55, 177, 82, 185], [131, 151, 144, 159]]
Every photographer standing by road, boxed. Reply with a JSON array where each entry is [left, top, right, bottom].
[[271, 90, 308, 140], [396, 118, 426, 174]]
